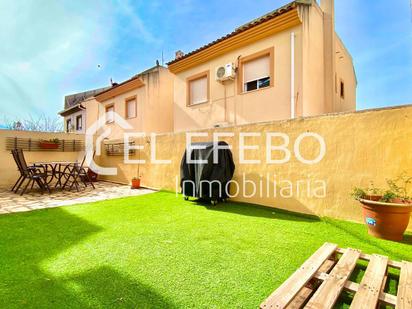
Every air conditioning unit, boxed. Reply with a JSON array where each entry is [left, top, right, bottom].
[[215, 63, 236, 82]]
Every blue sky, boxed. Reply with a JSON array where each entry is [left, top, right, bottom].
[[0, 0, 411, 121]]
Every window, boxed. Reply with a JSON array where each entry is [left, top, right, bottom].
[[187, 71, 209, 106], [126, 97, 137, 119], [66, 118, 72, 132], [340, 80, 345, 99], [76, 115, 83, 131], [106, 104, 114, 123], [243, 56, 270, 92], [238, 47, 274, 94]]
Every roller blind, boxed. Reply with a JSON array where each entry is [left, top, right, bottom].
[[127, 99, 137, 118], [106, 105, 114, 123], [243, 55, 270, 83], [189, 76, 208, 105]]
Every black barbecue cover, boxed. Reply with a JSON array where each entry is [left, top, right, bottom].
[[180, 142, 235, 199]]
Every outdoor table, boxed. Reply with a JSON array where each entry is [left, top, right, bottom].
[[32, 161, 78, 189]]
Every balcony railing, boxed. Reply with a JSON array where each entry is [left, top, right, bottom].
[[5, 137, 84, 152], [104, 141, 136, 156]]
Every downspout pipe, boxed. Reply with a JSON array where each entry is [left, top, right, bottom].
[[290, 31, 295, 118]]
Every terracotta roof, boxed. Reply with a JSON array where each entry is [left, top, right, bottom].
[[167, 0, 310, 66]]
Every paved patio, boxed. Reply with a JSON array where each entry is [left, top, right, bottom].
[[0, 181, 155, 215]]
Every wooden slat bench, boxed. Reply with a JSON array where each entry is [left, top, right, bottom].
[[260, 243, 412, 309]]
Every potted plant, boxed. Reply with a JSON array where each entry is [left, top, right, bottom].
[[131, 147, 142, 189], [352, 173, 412, 241], [131, 176, 141, 189], [39, 138, 60, 149]]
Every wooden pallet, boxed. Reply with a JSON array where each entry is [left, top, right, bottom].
[[260, 243, 412, 309]]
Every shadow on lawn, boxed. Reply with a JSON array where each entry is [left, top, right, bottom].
[[0, 207, 175, 308], [61, 266, 176, 308], [190, 198, 320, 223], [324, 218, 412, 261], [401, 234, 412, 245]]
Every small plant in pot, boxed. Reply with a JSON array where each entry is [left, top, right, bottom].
[[352, 173, 412, 241], [131, 148, 142, 189], [131, 176, 141, 189], [39, 138, 60, 149]]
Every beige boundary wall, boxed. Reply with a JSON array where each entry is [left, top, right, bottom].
[[97, 105, 412, 229], [0, 130, 84, 188]]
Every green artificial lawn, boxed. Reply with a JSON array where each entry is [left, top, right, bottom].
[[0, 191, 411, 308]]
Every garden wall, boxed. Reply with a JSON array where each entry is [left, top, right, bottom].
[[0, 130, 84, 188], [98, 105, 412, 229]]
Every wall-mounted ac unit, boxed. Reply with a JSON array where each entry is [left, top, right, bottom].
[[215, 63, 236, 82]]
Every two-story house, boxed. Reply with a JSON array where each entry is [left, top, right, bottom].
[[60, 65, 174, 139], [59, 87, 109, 134], [168, 0, 356, 132], [87, 65, 174, 140]]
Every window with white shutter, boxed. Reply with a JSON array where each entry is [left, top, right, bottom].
[[126, 98, 137, 119], [239, 47, 274, 94], [187, 72, 209, 106], [106, 105, 114, 123]]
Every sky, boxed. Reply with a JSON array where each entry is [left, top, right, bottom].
[[0, 0, 411, 121]]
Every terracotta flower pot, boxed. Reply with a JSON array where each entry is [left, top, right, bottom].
[[131, 178, 141, 189], [358, 197, 412, 241], [39, 142, 59, 149]]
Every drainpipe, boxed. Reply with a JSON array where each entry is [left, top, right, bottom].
[[290, 31, 295, 118], [224, 84, 227, 123]]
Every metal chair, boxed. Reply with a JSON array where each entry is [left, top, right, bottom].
[[11, 149, 51, 195], [11, 150, 25, 193], [62, 154, 95, 191]]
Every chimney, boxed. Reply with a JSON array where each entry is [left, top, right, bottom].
[[110, 78, 118, 87], [321, 0, 335, 113], [175, 50, 184, 60]]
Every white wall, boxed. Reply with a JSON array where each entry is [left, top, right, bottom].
[[64, 109, 86, 134]]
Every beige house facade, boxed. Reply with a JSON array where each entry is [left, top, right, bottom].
[[69, 65, 174, 141], [59, 87, 109, 134], [168, 0, 356, 132]]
